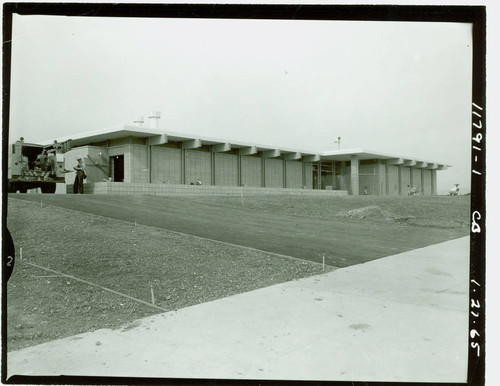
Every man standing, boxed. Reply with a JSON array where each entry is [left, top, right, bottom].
[[73, 158, 86, 194]]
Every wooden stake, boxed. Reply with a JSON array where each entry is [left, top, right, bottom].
[[150, 283, 156, 305], [20, 247, 23, 261], [322, 254, 325, 271]]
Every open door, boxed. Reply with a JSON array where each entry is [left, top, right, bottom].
[[111, 155, 124, 182]]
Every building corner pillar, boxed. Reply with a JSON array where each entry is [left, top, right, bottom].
[[431, 170, 437, 195], [350, 155, 359, 195]]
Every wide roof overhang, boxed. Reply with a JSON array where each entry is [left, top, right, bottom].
[[42, 125, 450, 170]]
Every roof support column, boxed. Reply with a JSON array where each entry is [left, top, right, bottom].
[[147, 145, 152, 183], [398, 165, 402, 195], [421, 169, 425, 195], [332, 162, 336, 190], [261, 157, 266, 187], [237, 155, 242, 187], [385, 163, 390, 196], [210, 150, 215, 186], [283, 159, 287, 188], [317, 161, 322, 190], [302, 161, 306, 188], [350, 155, 359, 195], [431, 170, 437, 195], [181, 149, 186, 185]]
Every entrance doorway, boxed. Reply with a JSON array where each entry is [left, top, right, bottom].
[[111, 155, 124, 182]]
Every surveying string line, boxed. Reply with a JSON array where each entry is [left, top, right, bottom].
[[11, 197, 339, 269], [23, 260, 169, 312]]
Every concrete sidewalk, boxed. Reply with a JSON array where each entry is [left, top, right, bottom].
[[7, 236, 469, 382]]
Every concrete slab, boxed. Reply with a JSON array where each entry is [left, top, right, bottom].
[[7, 236, 469, 382]]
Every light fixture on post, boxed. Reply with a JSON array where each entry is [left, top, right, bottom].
[[334, 137, 341, 150]]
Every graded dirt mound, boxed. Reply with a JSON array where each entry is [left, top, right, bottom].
[[339, 205, 401, 221], [339, 205, 466, 229]]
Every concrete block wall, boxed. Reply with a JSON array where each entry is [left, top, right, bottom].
[[151, 146, 182, 184], [411, 168, 422, 193], [422, 169, 432, 195], [377, 164, 387, 195], [400, 166, 411, 195], [339, 166, 351, 193], [386, 165, 399, 195], [358, 164, 379, 195], [215, 153, 238, 186], [65, 146, 108, 185], [241, 156, 261, 187], [264, 158, 283, 188], [185, 149, 211, 185], [285, 160, 302, 188], [128, 144, 148, 183], [304, 163, 313, 189], [76, 182, 349, 196]]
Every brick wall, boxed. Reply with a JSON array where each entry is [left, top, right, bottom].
[[215, 153, 238, 186]]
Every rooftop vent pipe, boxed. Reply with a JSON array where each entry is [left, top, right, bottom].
[[133, 116, 144, 126], [149, 111, 161, 129]]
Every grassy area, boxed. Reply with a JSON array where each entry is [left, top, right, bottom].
[[7, 198, 331, 351], [177, 194, 470, 229]]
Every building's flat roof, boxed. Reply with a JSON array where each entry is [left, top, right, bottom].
[[43, 124, 449, 170]]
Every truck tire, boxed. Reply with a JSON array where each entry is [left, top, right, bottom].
[[7, 182, 16, 193], [41, 184, 56, 194]]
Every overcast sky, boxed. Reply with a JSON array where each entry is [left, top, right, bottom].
[[9, 14, 473, 194]]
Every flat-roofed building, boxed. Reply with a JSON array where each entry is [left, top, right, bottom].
[[44, 114, 448, 196]]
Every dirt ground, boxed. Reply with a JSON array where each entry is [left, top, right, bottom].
[[6, 194, 469, 351], [6, 198, 331, 351], [181, 194, 470, 229]]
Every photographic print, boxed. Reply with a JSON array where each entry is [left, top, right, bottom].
[[2, 3, 485, 384]]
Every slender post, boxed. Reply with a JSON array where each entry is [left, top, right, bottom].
[[150, 283, 156, 305]]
